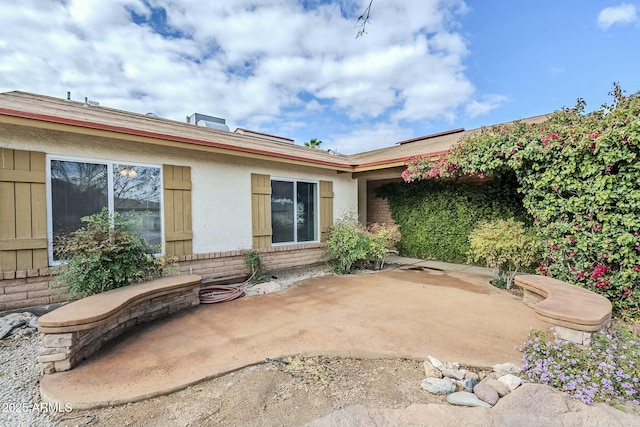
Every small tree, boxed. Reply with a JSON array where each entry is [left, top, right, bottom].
[[468, 219, 540, 289], [53, 209, 177, 299]]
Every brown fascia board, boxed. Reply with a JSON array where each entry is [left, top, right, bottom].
[[0, 107, 353, 172], [396, 128, 465, 145], [233, 127, 295, 143]]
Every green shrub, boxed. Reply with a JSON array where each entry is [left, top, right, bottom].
[[325, 212, 401, 273], [468, 219, 540, 289], [244, 250, 269, 283], [367, 223, 401, 269], [401, 85, 640, 317], [378, 172, 528, 263], [53, 209, 177, 299], [325, 211, 371, 273]]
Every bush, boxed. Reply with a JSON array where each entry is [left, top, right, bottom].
[[325, 212, 401, 273], [520, 324, 640, 406], [378, 172, 528, 263], [53, 209, 177, 299], [367, 223, 401, 269], [401, 85, 640, 317], [244, 250, 269, 284], [325, 211, 371, 273], [468, 219, 540, 289]]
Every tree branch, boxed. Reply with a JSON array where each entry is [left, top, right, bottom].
[[356, 0, 374, 38]]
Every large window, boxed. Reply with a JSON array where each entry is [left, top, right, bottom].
[[271, 179, 317, 244], [48, 157, 162, 262]]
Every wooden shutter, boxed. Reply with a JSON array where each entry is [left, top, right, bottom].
[[0, 148, 48, 271], [163, 165, 193, 256], [251, 173, 272, 249], [319, 180, 334, 242]]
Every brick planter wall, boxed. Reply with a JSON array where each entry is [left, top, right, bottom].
[[2, 243, 327, 311]]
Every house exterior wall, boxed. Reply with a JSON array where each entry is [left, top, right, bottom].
[[366, 178, 402, 226], [0, 123, 357, 310]]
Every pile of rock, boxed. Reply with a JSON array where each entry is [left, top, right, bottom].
[[0, 312, 38, 340], [421, 355, 523, 408]]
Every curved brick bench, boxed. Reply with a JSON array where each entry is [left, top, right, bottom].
[[37, 274, 202, 374], [513, 274, 612, 344]]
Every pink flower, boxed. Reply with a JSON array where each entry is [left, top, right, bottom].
[[590, 264, 610, 279], [633, 266, 640, 272], [549, 133, 559, 139], [595, 280, 610, 289], [589, 132, 601, 139], [576, 272, 585, 279]]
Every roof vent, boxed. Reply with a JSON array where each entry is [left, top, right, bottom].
[[186, 113, 230, 132]]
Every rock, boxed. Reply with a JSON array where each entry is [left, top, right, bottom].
[[426, 355, 444, 370], [0, 312, 37, 339], [484, 378, 511, 397], [443, 361, 460, 370], [462, 377, 478, 392], [440, 367, 467, 380], [447, 391, 492, 408], [464, 371, 479, 381], [498, 374, 522, 392], [473, 382, 499, 406], [421, 377, 456, 394], [423, 359, 442, 379], [485, 372, 499, 381], [492, 362, 521, 376], [248, 281, 282, 295]]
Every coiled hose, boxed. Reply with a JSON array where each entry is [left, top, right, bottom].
[[198, 271, 256, 304], [199, 284, 245, 304]]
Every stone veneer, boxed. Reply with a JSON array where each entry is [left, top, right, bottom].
[[37, 275, 202, 374]]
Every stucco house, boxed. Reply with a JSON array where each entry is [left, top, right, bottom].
[[0, 91, 546, 311]]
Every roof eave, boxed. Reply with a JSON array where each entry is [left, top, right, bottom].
[[0, 108, 353, 172]]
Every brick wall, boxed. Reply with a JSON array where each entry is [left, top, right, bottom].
[[366, 179, 402, 226], [1, 243, 327, 312]]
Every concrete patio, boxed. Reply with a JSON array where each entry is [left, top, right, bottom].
[[40, 261, 552, 409]]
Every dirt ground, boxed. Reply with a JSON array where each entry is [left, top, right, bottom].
[[53, 355, 453, 427]]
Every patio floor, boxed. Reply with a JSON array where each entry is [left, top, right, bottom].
[[40, 261, 552, 409]]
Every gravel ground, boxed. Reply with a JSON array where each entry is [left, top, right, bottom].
[[0, 333, 56, 427], [0, 266, 337, 427]]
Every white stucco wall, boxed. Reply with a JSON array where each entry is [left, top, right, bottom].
[[0, 124, 358, 255]]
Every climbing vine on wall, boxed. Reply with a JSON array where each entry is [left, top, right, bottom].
[[401, 85, 640, 317]]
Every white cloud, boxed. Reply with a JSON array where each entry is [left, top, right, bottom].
[[326, 122, 415, 155], [597, 3, 638, 29], [0, 0, 497, 152], [465, 94, 508, 118]]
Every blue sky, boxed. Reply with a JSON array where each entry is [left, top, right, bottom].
[[0, 1, 638, 154]]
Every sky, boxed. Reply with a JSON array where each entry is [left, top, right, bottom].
[[0, 1, 639, 154]]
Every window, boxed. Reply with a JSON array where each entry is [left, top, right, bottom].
[[271, 179, 317, 244], [47, 157, 162, 262]]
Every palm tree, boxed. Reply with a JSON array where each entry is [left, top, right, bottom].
[[304, 138, 323, 149]]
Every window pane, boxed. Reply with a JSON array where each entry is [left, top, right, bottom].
[[51, 160, 108, 258], [271, 180, 294, 243], [297, 182, 316, 242], [113, 164, 162, 247]]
